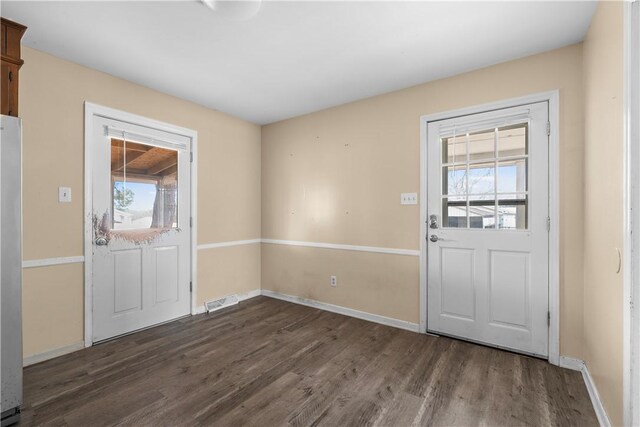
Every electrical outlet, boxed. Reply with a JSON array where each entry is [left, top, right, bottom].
[[330, 275, 337, 287], [401, 192, 417, 205]]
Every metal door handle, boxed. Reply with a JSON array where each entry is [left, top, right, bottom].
[[95, 236, 108, 246], [429, 234, 439, 242], [429, 214, 438, 229]]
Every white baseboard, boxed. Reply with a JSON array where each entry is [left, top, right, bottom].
[[23, 341, 85, 367], [559, 356, 611, 427], [559, 355, 585, 371], [193, 288, 262, 315], [260, 289, 420, 333], [582, 362, 612, 427], [241, 288, 262, 300]]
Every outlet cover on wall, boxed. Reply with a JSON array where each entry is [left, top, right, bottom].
[[330, 275, 337, 287], [59, 186, 72, 203], [400, 192, 417, 205]]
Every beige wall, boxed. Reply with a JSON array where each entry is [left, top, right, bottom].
[[22, 264, 84, 357], [262, 245, 420, 323], [197, 244, 261, 307], [582, 2, 625, 425], [20, 47, 261, 358], [262, 44, 586, 358]]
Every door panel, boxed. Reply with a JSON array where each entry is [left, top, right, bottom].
[[155, 246, 180, 304], [488, 250, 529, 328], [427, 102, 549, 357], [113, 249, 142, 314], [440, 247, 475, 320], [91, 115, 191, 342]]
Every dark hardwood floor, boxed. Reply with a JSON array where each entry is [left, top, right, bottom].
[[19, 296, 597, 426]]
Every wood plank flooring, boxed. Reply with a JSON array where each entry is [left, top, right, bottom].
[[18, 296, 597, 426]]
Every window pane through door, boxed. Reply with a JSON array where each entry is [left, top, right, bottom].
[[440, 122, 529, 230], [110, 138, 178, 230]]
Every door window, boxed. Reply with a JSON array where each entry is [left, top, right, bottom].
[[110, 138, 178, 231], [441, 123, 528, 230]]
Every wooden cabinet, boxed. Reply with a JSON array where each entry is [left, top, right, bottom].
[[1, 18, 26, 117]]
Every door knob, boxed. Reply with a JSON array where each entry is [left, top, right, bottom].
[[95, 236, 108, 246], [429, 234, 439, 242], [429, 214, 439, 229]]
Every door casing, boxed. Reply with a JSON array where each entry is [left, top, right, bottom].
[[625, 2, 636, 426], [419, 91, 560, 365], [83, 102, 198, 347]]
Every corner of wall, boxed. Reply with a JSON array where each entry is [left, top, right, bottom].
[[581, 1, 626, 425]]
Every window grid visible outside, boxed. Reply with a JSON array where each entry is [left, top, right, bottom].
[[441, 123, 528, 230]]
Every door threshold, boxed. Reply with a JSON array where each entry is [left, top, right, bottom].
[[93, 313, 192, 345], [427, 329, 548, 361]]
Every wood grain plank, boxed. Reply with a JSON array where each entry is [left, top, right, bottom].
[[18, 297, 598, 427]]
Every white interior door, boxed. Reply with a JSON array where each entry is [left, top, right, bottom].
[[91, 115, 191, 342], [427, 102, 549, 357]]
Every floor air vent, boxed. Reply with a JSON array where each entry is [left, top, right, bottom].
[[205, 295, 239, 313]]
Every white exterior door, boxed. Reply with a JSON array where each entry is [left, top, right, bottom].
[[91, 115, 191, 342], [427, 102, 549, 357]]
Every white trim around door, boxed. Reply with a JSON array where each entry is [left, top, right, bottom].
[[83, 103, 198, 347], [625, 1, 637, 425], [419, 90, 560, 364]]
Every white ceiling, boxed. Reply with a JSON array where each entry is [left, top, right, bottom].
[[2, 1, 596, 124]]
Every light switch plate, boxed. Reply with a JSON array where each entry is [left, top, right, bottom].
[[401, 192, 417, 205], [59, 186, 72, 203]]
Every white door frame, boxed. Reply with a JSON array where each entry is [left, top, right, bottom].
[[419, 90, 560, 365], [83, 103, 198, 347], [625, 1, 637, 425]]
